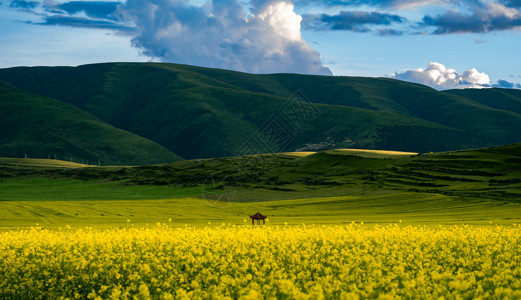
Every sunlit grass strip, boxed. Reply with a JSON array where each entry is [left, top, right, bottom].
[[1, 224, 521, 299], [280, 152, 316, 157], [0, 157, 90, 168], [331, 149, 418, 156]]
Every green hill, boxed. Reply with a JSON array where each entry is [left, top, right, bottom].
[[2, 142, 518, 203], [445, 88, 521, 115], [1, 63, 520, 162], [0, 80, 182, 165], [100, 142, 521, 202]]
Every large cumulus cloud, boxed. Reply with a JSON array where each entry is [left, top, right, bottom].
[[116, 0, 331, 74], [7, 0, 331, 75]]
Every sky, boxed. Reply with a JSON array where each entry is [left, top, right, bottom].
[[0, 0, 520, 90]]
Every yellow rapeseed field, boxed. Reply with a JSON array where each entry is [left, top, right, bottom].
[[1, 224, 521, 299]]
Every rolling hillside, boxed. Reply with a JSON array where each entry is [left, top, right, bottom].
[[445, 88, 521, 115], [2, 142, 520, 203], [0, 80, 182, 165], [1, 62, 520, 163]]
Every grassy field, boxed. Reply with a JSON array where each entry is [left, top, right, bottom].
[[0, 144, 520, 227], [2, 191, 521, 227], [0, 177, 202, 201]]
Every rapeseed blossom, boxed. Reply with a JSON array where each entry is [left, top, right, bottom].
[[1, 224, 521, 299]]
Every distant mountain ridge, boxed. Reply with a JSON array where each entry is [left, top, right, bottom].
[[0, 62, 520, 165]]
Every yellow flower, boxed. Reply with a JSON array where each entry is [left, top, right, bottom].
[[2, 223, 520, 299]]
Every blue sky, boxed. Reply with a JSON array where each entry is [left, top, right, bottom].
[[1, 0, 520, 89]]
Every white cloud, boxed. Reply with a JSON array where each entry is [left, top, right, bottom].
[[391, 62, 491, 90], [117, 0, 332, 75], [461, 68, 490, 85]]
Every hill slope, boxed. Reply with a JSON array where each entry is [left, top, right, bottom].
[[0, 80, 182, 165], [0, 63, 520, 161], [2, 142, 518, 203], [102, 142, 521, 202], [445, 88, 521, 115]]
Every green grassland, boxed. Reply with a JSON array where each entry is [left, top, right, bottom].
[[2, 193, 521, 228], [0, 143, 519, 227]]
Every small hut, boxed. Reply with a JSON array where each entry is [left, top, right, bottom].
[[250, 212, 266, 225]]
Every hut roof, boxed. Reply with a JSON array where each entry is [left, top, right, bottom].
[[250, 212, 266, 219]]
